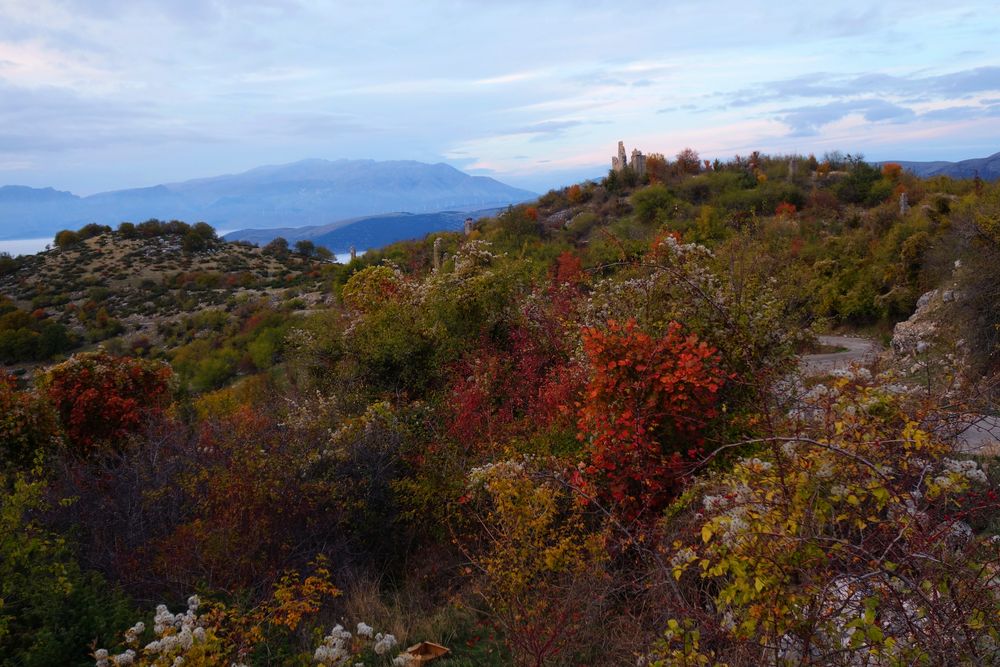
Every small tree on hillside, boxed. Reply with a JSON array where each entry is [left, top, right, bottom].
[[263, 237, 289, 257], [294, 240, 316, 257], [675, 147, 701, 175], [53, 230, 81, 249]]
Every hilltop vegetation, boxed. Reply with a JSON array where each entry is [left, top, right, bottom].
[[0, 218, 337, 388], [3, 149, 1000, 666]]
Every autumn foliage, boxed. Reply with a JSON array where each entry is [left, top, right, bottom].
[[774, 200, 797, 218], [881, 161, 903, 180], [0, 373, 61, 469], [575, 320, 727, 521], [40, 351, 173, 456]]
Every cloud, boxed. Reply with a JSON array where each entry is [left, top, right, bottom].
[[727, 66, 1000, 107], [514, 120, 583, 134], [490, 119, 586, 143], [245, 112, 369, 136], [472, 69, 547, 86], [657, 104, 698, 114], [718, 66, 1000, 139], [920, 106, 983, 122], [0, 81, 217, 154], [778, 99, 917, 136]]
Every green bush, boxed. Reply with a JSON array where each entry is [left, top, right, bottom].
[[0, 476, 135, 667]]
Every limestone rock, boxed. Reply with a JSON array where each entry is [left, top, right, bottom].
[[892, 289, 939, 355]]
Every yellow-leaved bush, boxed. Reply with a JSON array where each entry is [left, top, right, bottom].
[[653, 371, 1000, 666], [463, 457, 609, 666]]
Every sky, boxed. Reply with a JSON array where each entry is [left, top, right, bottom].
[[0, 0, 998, 195]]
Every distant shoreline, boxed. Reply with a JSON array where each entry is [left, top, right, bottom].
[[0, 235, 363, 264], [0, 238, 51, 257]]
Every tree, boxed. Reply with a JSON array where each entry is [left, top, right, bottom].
[[881, 162, 903, 181], [464, 459, 609, 666], [675, 148, 701, 175], [53, 230, 80, 249], [294, 240, 316, 257], [192, 222, 218, 242], [646, 153, 669, 184], [182, 230, 207, 253], [77, 223, 111, 240], [136, 219, 164, 238], [0, 252, 19, 276], [263, 237, 289, 257]]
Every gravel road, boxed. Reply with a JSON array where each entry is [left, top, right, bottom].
[[800, 335, 882, 374]]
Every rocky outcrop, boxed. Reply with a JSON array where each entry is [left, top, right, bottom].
[[891, 289, 940, 355], [891, 259, 965, 358]]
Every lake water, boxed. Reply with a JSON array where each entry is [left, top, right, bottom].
[[0, 238, 52, 257]]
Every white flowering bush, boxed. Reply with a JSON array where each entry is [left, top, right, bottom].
[[98, 600, 418, 667], [94, 596, 223, 667], [313, 621, 411, 666]]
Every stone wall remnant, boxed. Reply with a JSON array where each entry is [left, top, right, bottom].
[[611, 141, 646, 178]]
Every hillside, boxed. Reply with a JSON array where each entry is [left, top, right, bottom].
[[5, 151, 1000, 666], [0, 223, 334, 384], [0, 159, 536, 239]]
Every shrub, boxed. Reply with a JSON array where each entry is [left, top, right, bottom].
[[0, 475, 134, 667], [39, 352, 173, 457], [574, 319, 727, 522]]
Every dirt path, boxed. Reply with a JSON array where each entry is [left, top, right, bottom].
[[798, 336, 1000, 453], [954, 415, 1000, 454], [800, 335, 882, 374]]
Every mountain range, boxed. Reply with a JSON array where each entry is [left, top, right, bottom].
[[0, 159, 536, 240], [223, 209, 502, 252], [891, 151, 1000, 180]]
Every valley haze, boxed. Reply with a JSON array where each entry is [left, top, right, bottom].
[[0, 158, 536, 242]]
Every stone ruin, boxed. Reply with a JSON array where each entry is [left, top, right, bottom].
[[464, 217, 473, 236], [611, 141, 627, 172], [611, 141, 646, 178]]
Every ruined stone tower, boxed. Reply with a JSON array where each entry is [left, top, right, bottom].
[[611, 141, 645, 177], [630, 148, 646, 179], [612, 141, 627, 172]]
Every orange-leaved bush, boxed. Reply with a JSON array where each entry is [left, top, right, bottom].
[[40, 351, 173, 456], [775, 201, 797, 218], [575, 319, 727, 522]]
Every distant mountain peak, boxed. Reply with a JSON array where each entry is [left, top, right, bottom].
[[888, 151, 1000, 180], [0, 159, 537, 240]]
